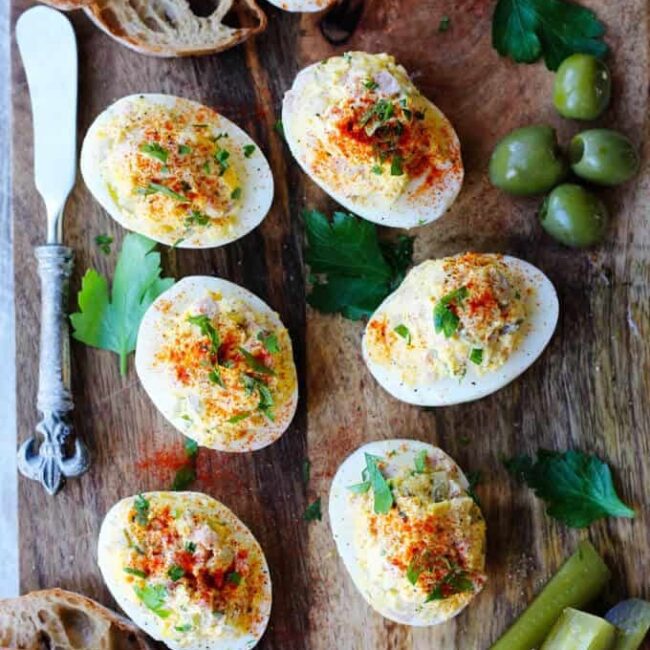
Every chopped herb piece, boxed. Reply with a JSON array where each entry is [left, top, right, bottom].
[[239, 347, 275, 375], [226, 571, 242, 585], [433, 286, 469, 338], [133, 584, 171, 619], [123, 567, 147, 578], [257, 331, 280, 354], [214, 148, 230, 175], [438, 16, 451, 32], [364, 79, 379, 90], [426, 568, 474, 601], [365, 454, 394, 514], [231, 187, 242, 200], [167, 565, 185, 581], [193, 123, 209, 128], [274, 120, 285, 137], [203, 161, 211, 174], [394, 324, 411, 344], [414, 449, 428, 473], [171, 238, 185, 249], [172, 465, 196, 491], [470, 348, 484, 365], [347, 481, 371, 494], [187, 314, 220, 356], [390, 155, 404, 176], [178, 144, 191, 155], [228, 412, 251, 424], [137, 182, 188, 202], [243, 144, 256, 158], [304, 497, 322, 521], [407, 560, 422, 585], [360, 98, 395, 126], [371, 164, 383, 175], [94, 234, 113, 255], [139, 142, 169, 164], [134, 494, 149, 526], [302, 458, 311, 484], [208, 368, 224, 387], [504, 449, 635, 528], [184, 437, 198, 457], [175, 623, 192, 632], [185, 210, 210, 227], [492, 0, 608, 71], [185, 541, 197, 553]]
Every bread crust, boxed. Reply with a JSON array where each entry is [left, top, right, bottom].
[[0, 588, 154, 650]]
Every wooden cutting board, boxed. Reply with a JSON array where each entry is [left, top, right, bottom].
[[11, 0, 650, 648]]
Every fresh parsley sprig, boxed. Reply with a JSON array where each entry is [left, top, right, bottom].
[[505, 449, 635, 528], [347, 454, 394, 514], [304, 209, 414, 320]]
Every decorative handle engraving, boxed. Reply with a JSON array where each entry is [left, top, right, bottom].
[[17, 245, 89, 495]]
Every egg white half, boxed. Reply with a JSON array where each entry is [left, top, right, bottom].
[[362, 255, 559, 406], [135, 276, 298, 452], [266, 0, 335, 11], [81, 93, 274, 248], [329, 439, 485, 626], [282, 53, 463, 228], [97, 491, 272, 650]]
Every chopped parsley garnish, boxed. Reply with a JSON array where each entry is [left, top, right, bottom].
[[303, 209, 414, 320], [184, 437, 198, 457], [167, 565, 185, 581], [208, 367, 225, 388], [303, 497, 322, 522], [257, 331, 280, 354], [348, 454, 394, 513], [133, 584, 171, 618], [226, 571, 242, 585], [243, 144, 256, 158], [406, 559, 423, 585], [239, 347, 275, 375], [123, 567, 147, 578], [469, 348, 484, 365], [134, 494, 150, 526], [438, 16, 451, 32], [492, 0, 608, 70], [185, 210, 210, 227], [123, 529, 145, 555], [414, 449, 428, 473], [171, 465, 196, 491], [178, 144, 191, 155], [185, 541, 197, 553], [371, 164, 383, 175], [214, 148, 230, 175], [390, 155, 404, 176], [94, 234, 113, 255], [231, 187, 242, 200], [187, 314, 220, 356], [175, 623, 192, 632], [137, 182, 188, 202], [302, 458, 311, 484], [274, 120, 285, 137], [347, 481, 371, 494], [70, 234, 174, 376], [242, 375, 275, 421], [228, 412, 251, 424], [425, 566, 474, 601], [360, 98, 395, 127], [504, 449, 635, 528], [363, 79, 379, 90], [139, 142, 169, 164], [171, 238, 185, 249], [433, 286, 469, 338], [394, 324, 411, 344]]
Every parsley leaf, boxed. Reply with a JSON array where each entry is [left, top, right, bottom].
[[139, 142, 169, 164], [257, 331, 280, 354], [406, 560, 422, 586], [394, 324, 411, 344], [365, 454, 394, 514], [504, 449, 635, 528], [172, 465, 196, 491], [70, 234, 174, 376], [243, 144, 256, 158], [134, 494, 149, 525], [123, 567, 147, 578], [94, 234, 113, 255], [469, 348, 484, 365], [137, 182, 188, 202], [167, 565, 185, 581], [304, 209, 414, 320], [414, 449, 428, 473], [178, 144, 191, 155], [433, 287, 469, 338], [438, 16, 451, 32], [226, 570, 242, 585], [492, 0, 608, 71], [133, 584, 171, 618], [185, 541, 196, 553], [239, 347, 275, 375], [184, 437, 198, 457], [228, 412, 251, 424], [304, 497, 322, 522]]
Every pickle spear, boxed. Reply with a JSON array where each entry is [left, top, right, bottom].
[[605, 599, 650, 650], [491, 541, 610, 650], [541, 608, 616, 649]]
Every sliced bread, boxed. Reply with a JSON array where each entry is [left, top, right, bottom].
[[0, 588, 153, 650]]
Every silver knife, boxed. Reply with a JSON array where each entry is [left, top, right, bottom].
[[16, 6, 89, 495]]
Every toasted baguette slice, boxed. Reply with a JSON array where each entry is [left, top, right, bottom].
[[0, 588, 153, 650], [40, 0, 267, 57]]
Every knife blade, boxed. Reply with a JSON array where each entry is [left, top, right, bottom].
[[16, 6, 89, 495]]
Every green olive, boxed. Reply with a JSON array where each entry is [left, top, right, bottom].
[[570, 129, 640, 186], [489, 125, 568, 196], [539, 184, 608, 248], [553, 54, 611, 120]]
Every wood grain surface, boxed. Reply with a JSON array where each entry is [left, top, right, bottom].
[[11, 1, 650, 648]]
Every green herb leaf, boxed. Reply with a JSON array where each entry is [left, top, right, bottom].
[[414, 450, 428, 473], [133, 584, 171, 618], [347, 481, 371, 494], [184, 437, 198, 457], [178, 144, 191, 155], [438, 15, 451, 32], [406, 560, 422, 586], [185, 541, 196, 553], [95, 234, 113, 255], [243, 144, 256, 158], [226, 571, 242, 585], [492, 0, 608, 71], [390, 155, 404, 176], [364, 79, 379, 90], [504, 449, 635, 528], [365, 454, 394, 514], [228, 412, 251, 424], [214, 148, 230, 175], [394, 324, 411, 344], [274, 120, 285, 137], [231, 187, 242, 200], [175, 623, 192, 632], [257, 331, 280, 354], [304, 497, 322, 522], [140, 142, 169, 164], [371, 164, 383, 175], [70, 234, 174, 376], [185, 210, 210, 227], [134, 493, 150, 526], [433, 287, 469, 338], [123, 567, 147, 578], [167, 565, 185, 581], [239, 347, 275, 375], [303, 209, 414, 320], [137, 182, 188, 202], [469, 348, 484, 365], [187, 314, 220, 356], [172, 465, 196, 491], [302, 458, 311, 484], [425, 566, 474, 602]]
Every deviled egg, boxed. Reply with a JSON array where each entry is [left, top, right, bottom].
[[81, 94, 273, 248], [329, 439, 486, 625], [282, 51, 463, 228], [135, 276, 298, 452], [363, 252, 559, 406], [98, 492, 271, 649]]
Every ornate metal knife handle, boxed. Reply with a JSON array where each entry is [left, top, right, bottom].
[[17, 245, 89, 494]]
